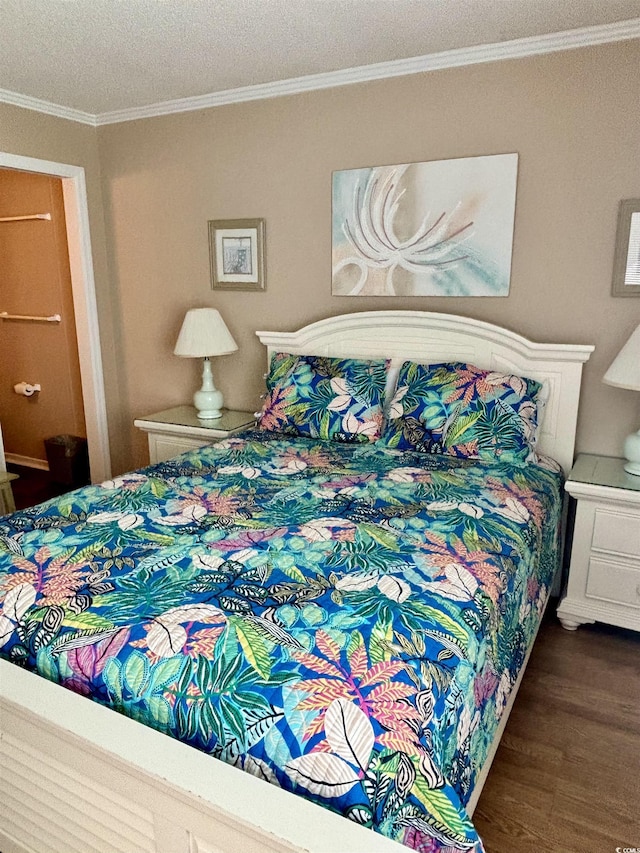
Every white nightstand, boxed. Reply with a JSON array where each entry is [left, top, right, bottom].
[[557, 454, 640, 632], [134, 406, 255, 464]]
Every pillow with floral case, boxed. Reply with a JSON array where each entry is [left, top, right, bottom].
[[380, 361, 543, 463], [259, 352, 389, 443]]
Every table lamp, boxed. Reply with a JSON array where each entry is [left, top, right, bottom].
[[174, 308, 238, 419], [602, 323, 640, 475]]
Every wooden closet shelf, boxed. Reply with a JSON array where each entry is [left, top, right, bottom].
[[0, 213, 52, 222], [0, 312, 61, 323]]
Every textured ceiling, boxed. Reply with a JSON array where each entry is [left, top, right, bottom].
[[1, 0, 639, 115]]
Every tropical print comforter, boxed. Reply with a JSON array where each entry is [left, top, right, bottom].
[[0, 432, 563, 852]]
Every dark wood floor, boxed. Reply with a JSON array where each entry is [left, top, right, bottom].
[[475, 614, 640, 852], [6, 463, 70, 511]]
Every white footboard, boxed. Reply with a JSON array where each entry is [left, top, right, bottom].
[[0, 660, 404, 853]]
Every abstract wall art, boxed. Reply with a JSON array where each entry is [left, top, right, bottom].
[[332, 153, 518, 297]]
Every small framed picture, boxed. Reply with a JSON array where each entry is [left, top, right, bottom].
[[209, 218, 266, 291], [611, 199, 640, 297]]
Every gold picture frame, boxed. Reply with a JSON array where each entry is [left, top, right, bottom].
[[209, 218, 266, 291], [611, 199, 640, 297]]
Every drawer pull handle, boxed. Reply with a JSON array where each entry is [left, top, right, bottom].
[[637, 584, 640, 599]]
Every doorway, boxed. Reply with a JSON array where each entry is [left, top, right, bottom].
[[0, 151, 110, 504], [0, 168, 87, 506]]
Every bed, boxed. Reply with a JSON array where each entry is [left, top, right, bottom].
[[0, 311, 593, 853]]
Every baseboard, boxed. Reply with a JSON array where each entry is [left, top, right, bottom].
[[5, 453, 49, 471]]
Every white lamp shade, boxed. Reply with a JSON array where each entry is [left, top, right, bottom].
[[174, 308, 238, 358], [603, 324, 640, 391]]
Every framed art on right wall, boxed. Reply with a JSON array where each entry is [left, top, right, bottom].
[[611, 198, 640, 297]]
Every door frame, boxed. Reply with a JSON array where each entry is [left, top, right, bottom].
[[0, 152, 111, 482]]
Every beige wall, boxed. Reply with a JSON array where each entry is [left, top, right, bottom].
[[96, 40, 640, 471], [0, 103, 127, 474], [5, 41, 639, 475], [0, 170, 86, 462]]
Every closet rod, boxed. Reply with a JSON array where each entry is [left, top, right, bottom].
[[0, 312, 61, 323], [0, 213, 51, 222]]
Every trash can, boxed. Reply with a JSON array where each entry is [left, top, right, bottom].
[[44, 435, 90, 487]]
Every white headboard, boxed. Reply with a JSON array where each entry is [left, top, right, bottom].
[[256, 311, 594, 475]]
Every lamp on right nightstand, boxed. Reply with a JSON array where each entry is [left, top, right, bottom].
[[603, 323, 640, 475]]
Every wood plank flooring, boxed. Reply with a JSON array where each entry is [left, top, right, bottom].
[[474, 613, 640, 853], [5, 463, 69, 511]]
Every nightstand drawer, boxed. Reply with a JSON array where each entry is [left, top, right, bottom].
[[586, 557, 640, 609], [592, 508, 640, 558], [151, 435, 209, 463]]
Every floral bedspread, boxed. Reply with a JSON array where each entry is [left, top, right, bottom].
[[0, 432, 563, 852]]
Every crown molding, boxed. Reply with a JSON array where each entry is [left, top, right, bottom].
[[2, 18, 638, 127], [0, 87, 96, 126], [94, 18, 640, 125]]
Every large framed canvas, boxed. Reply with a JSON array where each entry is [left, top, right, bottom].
[[332, 153, 518, 297]]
